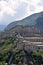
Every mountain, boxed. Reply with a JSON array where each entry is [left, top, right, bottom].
[[0, 25, 6, 31], [5, 12, 43, 31], [0, 12, 43, 38]]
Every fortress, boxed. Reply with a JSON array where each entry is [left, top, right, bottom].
[[16, 34, 43, 51]]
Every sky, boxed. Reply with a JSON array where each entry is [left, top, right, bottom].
[[0, 0, 43, 25]]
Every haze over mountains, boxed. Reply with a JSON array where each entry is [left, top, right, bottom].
[[0, 25, 6, 31]]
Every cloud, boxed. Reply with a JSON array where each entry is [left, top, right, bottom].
[[38, 0, 43, 6], [0, 0, 21, 17], [24, 0, 43, 16], [0, 0, 43, 16], [29, 5, 35, 12], [0, 0, 43, 25], [0, 0, 43, 17]]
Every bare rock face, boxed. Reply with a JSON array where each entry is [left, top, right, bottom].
[[0, 25, 40, 38]]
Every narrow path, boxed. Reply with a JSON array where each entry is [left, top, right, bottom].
[[24, 50, 31, 65], [8, 54, 14, 65]]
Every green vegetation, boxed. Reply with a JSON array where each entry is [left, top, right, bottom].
[[29, 51, 43, 65], [13, 50, 24, 65], [0, 36, 43, 65], [0, 61, 7, 65], [0, 36, 24, 65], [0, 36, 17, 65]]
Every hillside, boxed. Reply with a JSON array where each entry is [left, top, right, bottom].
[[5, 12, 43, 31], [0, 25, 41, 38], [0, 12, 43, 37]]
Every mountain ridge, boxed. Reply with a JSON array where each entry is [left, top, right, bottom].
[[5, 12, 43, 31], [0, 12, 43, 37]]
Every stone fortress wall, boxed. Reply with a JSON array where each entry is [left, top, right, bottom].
[[17, 35, 43, 51]]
